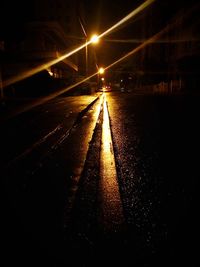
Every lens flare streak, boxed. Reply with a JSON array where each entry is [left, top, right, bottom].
[[2, 0, 155, 89], [99, 0, 156, 39]]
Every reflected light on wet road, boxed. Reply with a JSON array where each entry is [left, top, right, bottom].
[[100, 94, 124, 231]]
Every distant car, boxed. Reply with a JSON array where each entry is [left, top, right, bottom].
[[99, 85, 112, 92]]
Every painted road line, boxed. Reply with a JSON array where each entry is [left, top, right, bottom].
[[100, 94, 124, 232]]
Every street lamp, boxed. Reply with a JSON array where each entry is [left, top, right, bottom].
[[90, 34, 99, 44], [98, 67, 105, 89], [78, 17, 99, 76], [98, 67, 105, 74], [85, 34, 99, 76]]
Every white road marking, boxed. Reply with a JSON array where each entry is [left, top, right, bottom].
[[100, 94, 124, 231]]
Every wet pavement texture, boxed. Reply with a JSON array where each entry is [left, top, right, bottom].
[[1, 92, 200, 267], [107, 92, 200, 266]]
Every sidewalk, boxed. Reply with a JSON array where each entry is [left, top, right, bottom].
[[0, 97, 42, 123], [0, 92, 101, 123]]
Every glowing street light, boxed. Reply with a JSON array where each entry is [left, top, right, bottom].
[[99, 67, 105, 74], [90, 34, 99, 44], [78, 15, 100, 75], [85, 34, 99, 76], [98, 67, 105, 89]]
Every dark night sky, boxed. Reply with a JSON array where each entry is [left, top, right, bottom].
[[0, 0, 153, 65], [1, 1, 34, 40], [83, 0, 154, 67], [83, 0, 200, 67], [84, 0, 141, 33], [84, 0, 167, 67], [1, 0, 200, 69], [1, 0, 199, 39], [1, 0, 138, 39]]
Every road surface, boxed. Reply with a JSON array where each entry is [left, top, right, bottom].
[[1, 91, 199, 266]]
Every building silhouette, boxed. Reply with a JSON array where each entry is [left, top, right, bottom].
[[0, 0, 84, 96]]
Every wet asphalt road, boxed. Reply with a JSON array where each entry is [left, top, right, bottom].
[[1, 91, 200, 266], [107, 92, 200, 266]]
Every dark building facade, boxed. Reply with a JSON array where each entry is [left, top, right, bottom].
[[95, 0, 200, 94], [123, 0, 200, 93], [1, 0, 82, 96]]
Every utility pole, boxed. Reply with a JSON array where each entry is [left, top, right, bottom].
[[0, 41, 4, 100], [0, 65, 4, 100], [78, 15, 88, 76]]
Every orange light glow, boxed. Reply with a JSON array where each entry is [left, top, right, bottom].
[[99, 94, 124, 230], [99, 67, 105, 74], [90, 34, 99, 44], [2, 0, 155, 89]]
